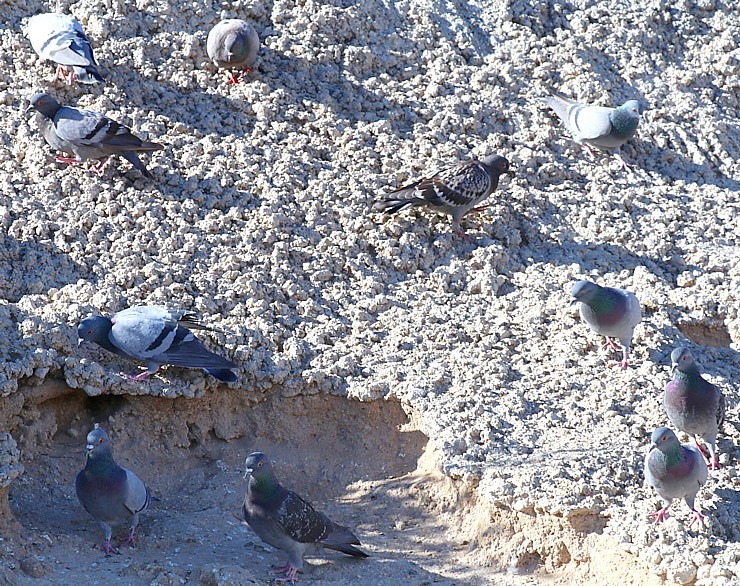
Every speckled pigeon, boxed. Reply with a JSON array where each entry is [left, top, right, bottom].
[[570, 280, 641, 368], [26, 93, 163, 178], [77, 306, 238, 382], [372, 154, 512, 234], [540, 93, 642, 170], [242, 452, 368, 583], [644, 426, 708, 526], [206, 19, 259, 84], [665, 347, 726, 470], [27, 12, 105, 84], [75, 424, 151, 554]]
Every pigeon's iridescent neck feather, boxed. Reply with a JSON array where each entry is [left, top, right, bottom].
[[610, 105, 640, 138]]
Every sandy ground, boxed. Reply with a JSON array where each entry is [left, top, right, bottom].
[[0, 0, 739, 584]]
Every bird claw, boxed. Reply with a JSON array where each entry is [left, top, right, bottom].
[[689, 509, 707, 527], [97, 540, 120, 555], [648, 507, 670, 524], [118, 528, 137, 548], [122, 370, 152, 381], [271, 562, 298, 583], [601, 337, 622, 352]]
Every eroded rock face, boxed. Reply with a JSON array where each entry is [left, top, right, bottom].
[[0, 432, 23, 525]]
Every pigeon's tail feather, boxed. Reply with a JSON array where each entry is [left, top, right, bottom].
[[121, 152, 154, 179], [205, 368, 237, 382], [371, 198, 424, 215], [73, 65, 105, 84], [324, 542, 369, 558]]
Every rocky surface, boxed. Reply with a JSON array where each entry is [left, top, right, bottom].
[[0, 0, 738, 583]]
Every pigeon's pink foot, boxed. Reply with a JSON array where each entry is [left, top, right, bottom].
[[469, 205, 489, 214], [709, 457, 720, 470], [614, 153, 634, 172], [98, 539, 120, 555], [54, 65, 70, 83], [270, 561, 298, 583], [601, 337, 621, 352], [89, 158, 109, 175], [648, 506, 670, 524], [689, 509, 707, 527], [55, 155, 79, 164], [227, 71, 240, 84], [581, 144, 598, 161], [124, 370, 153, 381], [119, 527, 137, 548], [609, 358, 630, 369], [692, 438, 710, 460]]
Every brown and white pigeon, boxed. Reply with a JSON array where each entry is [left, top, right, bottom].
[[27, 12, 105, 85], [206, 19, 259, 84], [372, 154, 512, 234], [26, 93, 163, 178], [242, 452, 368, 583], [75, 424, 152, 554]]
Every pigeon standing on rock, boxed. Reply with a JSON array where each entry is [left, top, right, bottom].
[[372, 154, 512, 234], [206, 19, 259, 84], [570, 280, 642, 368], [75, 424, 151, 554], [242, 452, 368, 583], [540, 93, 642, 170], [665, 347, 726, 470], [644, 426, 708, 526], [26, 93, 164, 178], [78, 306, 238, 382], [27, 12, 105, 84]]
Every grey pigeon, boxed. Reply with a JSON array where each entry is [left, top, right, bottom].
[[77, 305, 238, 382], [540, 93, 642, 170], [243, 452, 368, 583], [644, 426, 708, 526], [75, 424, 151, 554], [27, 12, 104, 85], [26, 93, 163, 179], [570, 280, 641, 368], [372, 154, 512, 234], [206, 19, 259, 84], [665, 347, 726, 470]]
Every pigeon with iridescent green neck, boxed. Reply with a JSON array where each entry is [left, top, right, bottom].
[[242, 452, 368, 583], [665, 347, 726, 470], [206, 19, 259, 84], [540, 93, 643, 169], [644, 427, 708, 526], [75, 424, 152, 554], [570, 280, 641, 368]]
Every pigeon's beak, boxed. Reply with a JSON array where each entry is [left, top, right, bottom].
[[85, 443, 94, 456], [78, 337, 84, 347], [570, 298, 579, 306], [670, 362, 677, 375], [649, 442, 658, 453], [25, 105, 34, 116], [243, 467, 253, 479]]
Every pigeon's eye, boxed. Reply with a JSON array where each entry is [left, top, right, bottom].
[[662, 435, 667, 441], [258, 461, 263, 467], [98, 438, 104, 444]]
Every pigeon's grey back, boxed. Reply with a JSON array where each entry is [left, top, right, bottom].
[[27, 12, 104, 84]]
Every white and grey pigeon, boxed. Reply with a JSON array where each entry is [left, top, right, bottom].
[[75, 424, 152, 554], [27, 12, 105, 85], [540, 93, 642, 170], [372, 154, 512, 234], [570, 280, 642, 368], [206, 19, 259, 84], [78, 306, 238, 382], [243, 452, 368, 583], [644, 426, 708, 526], [665, 347, 726, 470], [26, 93, 164, 179]]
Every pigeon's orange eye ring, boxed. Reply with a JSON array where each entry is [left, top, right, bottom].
[[662, 435, 667, 441], [258, 461, 263, 467]]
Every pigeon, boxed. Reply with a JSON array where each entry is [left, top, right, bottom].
[[644, 426, 708, 526], [540, 93, 642, 170], [77, 305, 238, 382], [242, 452, 368, 583], [27, 12, 105, 85], [570, 280, 642, 368], [75, 424, 151, 554], [372, 154, 512, 234], [26, 93, 163, 179], [665, 347, 726, 470], [206, 19, 259, 84]]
